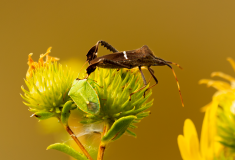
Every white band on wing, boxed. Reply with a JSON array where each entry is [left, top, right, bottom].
[[123, 51, 128, 59]]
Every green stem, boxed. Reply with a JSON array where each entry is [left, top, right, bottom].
[[97, 121, 110, 160], [58, 117, 93, 160]]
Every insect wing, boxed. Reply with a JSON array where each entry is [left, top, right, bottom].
[[68, 79, 100, 114]]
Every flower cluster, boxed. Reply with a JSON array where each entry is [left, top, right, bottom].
[[21, 48, 154, 160], [178, 58, 235, 160]]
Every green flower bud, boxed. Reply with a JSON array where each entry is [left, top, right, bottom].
[[74, 68, 153, 139], [21, 48, 75, 118]]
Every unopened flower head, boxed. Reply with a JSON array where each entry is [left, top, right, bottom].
[[74, 67, 153, 137], [21, 48, 75, 115]]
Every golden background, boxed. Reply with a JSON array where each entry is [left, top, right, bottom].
[[1, 0, 235, 159]]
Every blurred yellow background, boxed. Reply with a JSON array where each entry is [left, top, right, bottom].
[[1, 0, 235, 159]]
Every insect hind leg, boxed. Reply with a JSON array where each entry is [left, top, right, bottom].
[[86, 58, 131, 78], [86, 40, 118, 64], [100, 41, 118, 53]]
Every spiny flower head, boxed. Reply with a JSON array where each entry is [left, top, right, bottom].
[[69, 67, 153, 139], [21, 48, 75, 118]]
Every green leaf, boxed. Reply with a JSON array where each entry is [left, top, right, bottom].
[[102, 115, 136, 143], [118, 107, 135, 117], [47, 143, 87, 160], [129, 124, 137, 129], [69, 79, 100, 114], [136, 111, 151, 120], [126, 129, 137, 138], [61, 101, 73, 126], [33, 111, 55, 120]]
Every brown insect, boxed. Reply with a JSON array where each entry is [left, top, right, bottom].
[[86, 40, 184, 107]]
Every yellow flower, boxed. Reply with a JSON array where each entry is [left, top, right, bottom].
[[199, 58, 235, 112], [178, 57, 235, 159], [177, 58, 235, 160], [178, 107, 223, 160], [178, 119, 202, 160], [199, 58, 235, 156]]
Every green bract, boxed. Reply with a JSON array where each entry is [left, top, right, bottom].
[[47, 143, 87, 160], [217, 94, 235, 153], [21, 62, 75, 118], [74, 68, 153, 140]]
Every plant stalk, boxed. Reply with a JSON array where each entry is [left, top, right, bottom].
[[64, 125, 93, 160], [97, 142, 106, 160], [97, 122, 109, 160], [57, 115, 93, 160]]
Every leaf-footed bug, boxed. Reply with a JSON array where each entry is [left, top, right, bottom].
[[85, 40, 184, 107]]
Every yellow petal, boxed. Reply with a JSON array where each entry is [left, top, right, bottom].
[[184, 119, 198, 146], [27, 53, 34, 66], [25, 47, 59, 79], [26, 53, 38, 79], [189, 134, 201, 160], [200, 106, 218, 159], [227, 58, 235, 72], [183, 119, 201, 160], [200, 102, 212, 112], [199, 79, 231, 90], [38, 47, 52, 65], [211, 72, 235, 82], [200, 109, 209, 158], [178, 135, 191, 160], [46, 55, 59, 63]]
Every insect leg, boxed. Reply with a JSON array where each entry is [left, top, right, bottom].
[[139, 66, 147, 85], [86, 41, 118, 64], [86, 58, 131, 77], [101, 59, 132, 68], [148, 67, 155, 74], [144, 67, 158, 95], [100, 41, 118, 53], [129, 66, 148, 100], [146, 67, 155, 83], [148, 67, 158, 84]]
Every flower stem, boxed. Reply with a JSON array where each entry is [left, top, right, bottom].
[[97, 122, 109, 160], [58, 116, 93, 160], [97, 142, 106, 160], [64, 125, 93, 160]]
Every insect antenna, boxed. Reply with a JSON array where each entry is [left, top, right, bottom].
[[166, 61, 183, 70], [165, 64, 184, 107], [78, 61, 88, 78]]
